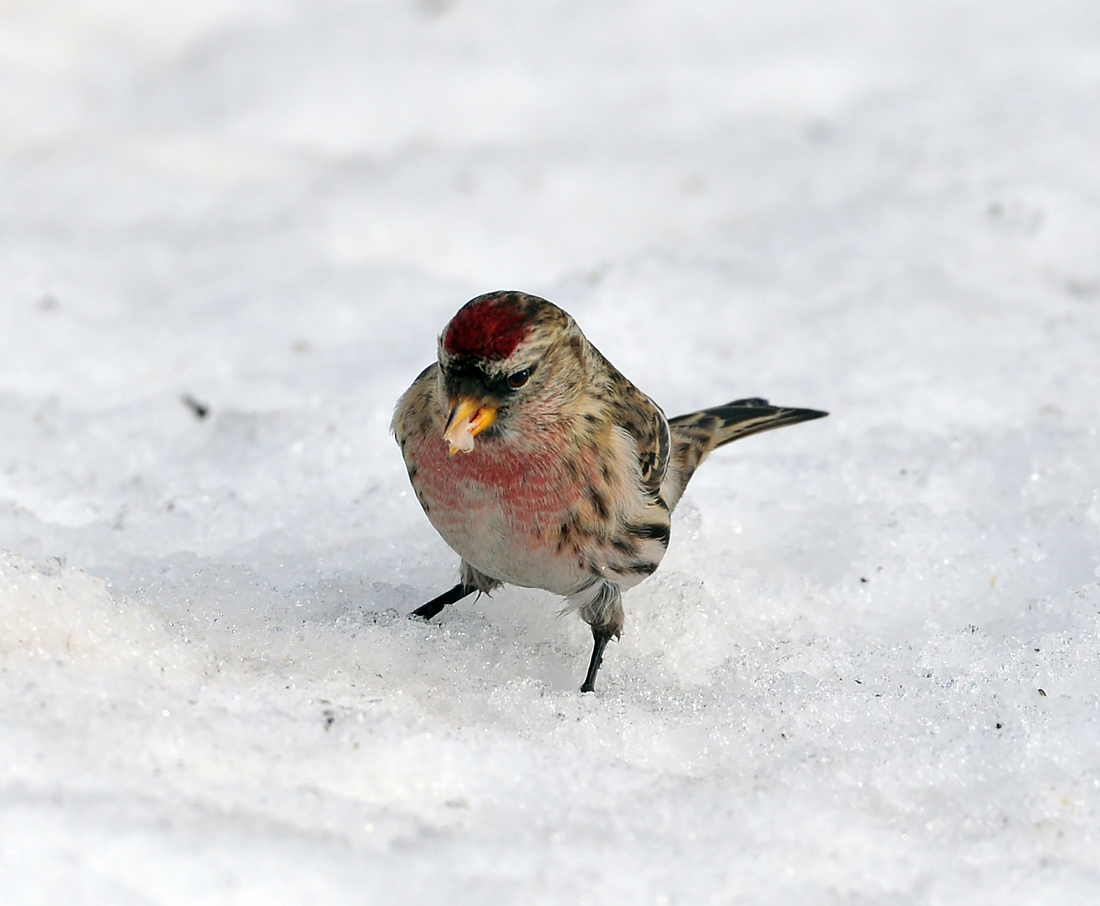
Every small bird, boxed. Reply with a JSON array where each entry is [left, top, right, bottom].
[[392, 291, 826, 692]]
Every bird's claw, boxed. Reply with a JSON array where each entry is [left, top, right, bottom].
[[410, 583, 477, 620]]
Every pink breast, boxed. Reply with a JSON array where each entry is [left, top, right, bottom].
[[407, 432, 582, 532]]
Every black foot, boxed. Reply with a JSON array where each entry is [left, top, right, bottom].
[[411, 583, 476, 620], [580, 629, 613, 693]]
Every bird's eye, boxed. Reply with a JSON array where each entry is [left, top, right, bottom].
[[508, 368, 532, 389]]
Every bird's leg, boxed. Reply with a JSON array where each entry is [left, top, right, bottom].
[[580, 627, 614, 693], [411, 583, 477, 620], [576, 582, 624, 693]]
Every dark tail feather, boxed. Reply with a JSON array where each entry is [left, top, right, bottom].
[[665, 398, 827, 507], [669, 397, 828, 449]]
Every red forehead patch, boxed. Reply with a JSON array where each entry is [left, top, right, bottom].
[[443, 296, 531, 360]]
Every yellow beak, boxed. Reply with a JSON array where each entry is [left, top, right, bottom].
[[443, 397, 497, 455]]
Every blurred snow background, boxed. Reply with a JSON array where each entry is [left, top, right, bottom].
[[1, 0, 1100, 902]]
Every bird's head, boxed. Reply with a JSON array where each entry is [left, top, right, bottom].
[[436, 291, 586, 455]]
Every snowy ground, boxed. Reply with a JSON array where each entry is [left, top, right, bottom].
[[2, 1, 1100, 903]]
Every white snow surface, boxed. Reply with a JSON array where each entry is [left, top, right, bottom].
[[2, 1, 1100, 903]]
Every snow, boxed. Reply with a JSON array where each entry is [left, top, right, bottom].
[[2, 0, 1100, 902]]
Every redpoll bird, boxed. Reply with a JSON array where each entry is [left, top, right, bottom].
[[393, 291, 826, 692]]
